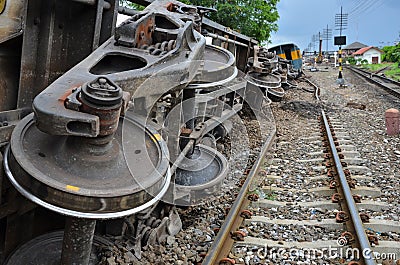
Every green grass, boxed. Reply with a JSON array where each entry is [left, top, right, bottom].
[[264, 192, 277, 201], [385, 63, 400, 81], [361, 63, 390, 72], [361, 62, 400, 81]]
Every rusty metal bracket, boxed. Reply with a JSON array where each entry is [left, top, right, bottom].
[[331, 193, 342, 203], [367, 233, 379, 245], [230, 230, 246, 241], [329, 180, 337, 189], [247, 193, 259, 202], [360, 213, 370, 223], [115, 13, 155, 48], [336, 211, 350, 223], [219, 258, 236, 265], [240, 210, 252, 219], [347, 179, 356, 189], [341, 231, 355, 244], [352, 194, 361, 203]]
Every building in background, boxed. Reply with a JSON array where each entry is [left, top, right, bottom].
[[342, 41, 368, 56], [353, 46, 383, 64]]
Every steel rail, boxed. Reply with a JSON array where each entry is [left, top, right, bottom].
[[202, 76, 316, 264], [303, 77, 320, 101], [347, 66, 400, 97], [350, 66, 400, 86], [202, 127, 276, 265], [321, 110, 375, 265]]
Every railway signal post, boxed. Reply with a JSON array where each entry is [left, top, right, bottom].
[[334, 6, 348, 86], [337, 46, 344, 83]]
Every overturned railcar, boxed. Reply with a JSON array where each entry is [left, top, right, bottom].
[[269, 43, 303, 71], [0, 0, 266, 264]]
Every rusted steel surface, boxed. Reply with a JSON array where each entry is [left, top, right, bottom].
[[0, 0, 24, 43], [0, 38, 21, 111], [78, 77, 124, 136], [0, 109, 30, 145], [17, 0, 118, 109], [61, 218, 96, 265], [0, 0, 24, 111]]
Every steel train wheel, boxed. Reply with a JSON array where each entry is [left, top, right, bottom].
[[170, 144, 228, 205], [4, 231, 113, 265], [189, 44, 237, 89], [4, 113, 170, 219]]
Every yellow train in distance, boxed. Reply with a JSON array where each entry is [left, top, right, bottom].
[[268, 43, 303, 71]]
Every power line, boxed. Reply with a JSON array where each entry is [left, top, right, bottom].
[[351, 0, 375, 17], [350, 0, 384, 19], [348, 0, 370, 15]]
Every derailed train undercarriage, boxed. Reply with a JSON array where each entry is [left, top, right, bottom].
[[0, 0, 275, 263]]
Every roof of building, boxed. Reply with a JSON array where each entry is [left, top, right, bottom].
[[353, 46, 383, 55], [343, 41, 368, 50]]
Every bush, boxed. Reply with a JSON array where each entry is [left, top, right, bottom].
[[347, 57, 356, 65]]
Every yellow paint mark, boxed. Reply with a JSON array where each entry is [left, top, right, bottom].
[[0, 0, 6, 14], [66, 185, 80, 192], [153, 134, 161, 141]]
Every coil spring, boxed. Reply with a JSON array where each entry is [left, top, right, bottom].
[[140, 40, 177, 56]]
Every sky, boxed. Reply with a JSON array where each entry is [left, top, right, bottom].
[[269, 0, 400, 52]]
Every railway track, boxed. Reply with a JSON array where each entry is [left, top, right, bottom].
[[202, 76, 400, 265], [347, 66, 400, 97], [3, 0, 399, 263]]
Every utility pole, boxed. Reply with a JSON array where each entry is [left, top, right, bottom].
[[308, 43, 312, 54], [317, 32, 323, 63], [323, 24, 332, 56], [335, 6, 348, 85], [312, 34, 318, 51]]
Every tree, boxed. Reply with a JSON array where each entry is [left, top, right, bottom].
[[119, 0, 145, 11], [181, 0, 280, 42], [382, 44, 400, 63], [119, 0, 280, 42]]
